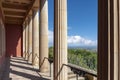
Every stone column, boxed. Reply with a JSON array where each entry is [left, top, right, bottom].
[[113, 0, 119, 79], [119, 0, 120, 79], [39, 0, 49, 72], [32, 8, 39, 66], [28, 15, 32, 62], [98, 0, 119, 80], [23, 23, 26, 58], [25, 19, 29, 60], [54, 0, 68, 80]]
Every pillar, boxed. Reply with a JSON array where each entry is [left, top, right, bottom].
[[39, 0, 49, 72], [113, 0, 119, 79], [23, 23, 26, 58], [32, 8, 39, 66], [54, 0, 68, 80], [25, 19, 29, 60], [119, 0, 120, 79], [98, 0, 119, 80], [28, 15, 33, 62]]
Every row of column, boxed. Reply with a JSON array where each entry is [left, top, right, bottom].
[[23, 0, 68, 80], [23, 10, 41, 67]]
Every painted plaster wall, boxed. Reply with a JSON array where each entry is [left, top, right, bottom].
[[5, 24, 22, 57]]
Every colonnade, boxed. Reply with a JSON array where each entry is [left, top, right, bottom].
[[22, 0, 68, 80]]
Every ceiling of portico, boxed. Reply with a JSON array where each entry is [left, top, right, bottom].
[[1, 0, 39, 25]]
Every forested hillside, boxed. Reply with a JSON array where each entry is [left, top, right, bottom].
[[49, 47, 97, 71]]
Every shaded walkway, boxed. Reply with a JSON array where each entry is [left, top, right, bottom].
[[0, 57, 50, 80]]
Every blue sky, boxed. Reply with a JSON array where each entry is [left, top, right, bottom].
[[48, 0, 98, 47]]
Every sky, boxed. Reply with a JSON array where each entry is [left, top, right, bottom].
[[48, 0, 98, 47]]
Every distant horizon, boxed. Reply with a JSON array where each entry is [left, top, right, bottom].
[[49, 45, 97, 48]]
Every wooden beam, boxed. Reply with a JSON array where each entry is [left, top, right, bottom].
[[5, 20, 23, 24], [2, 1, 30, 6], [3, 7, 27, 12], [5, 16, 24, 21], [4, 11, 26, 16], [0, 0, 5, 21], [5, 17, 23, 24], [4, 0, 32, 4], [5, 14, 24, 18], [2, 2, 29, 10]]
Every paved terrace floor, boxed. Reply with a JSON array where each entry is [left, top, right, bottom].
[[0, 57, 51, 80]]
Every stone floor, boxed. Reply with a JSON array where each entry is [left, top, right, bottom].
[[0, 57, 51, 80]]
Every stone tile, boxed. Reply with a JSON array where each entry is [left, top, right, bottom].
[[1, 57, 50, 80]]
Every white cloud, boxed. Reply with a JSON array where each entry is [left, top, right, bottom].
[[48, 30, 97, 46], [68, 35, 97, 46]]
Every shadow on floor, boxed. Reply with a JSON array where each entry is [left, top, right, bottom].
[[11, 57, 27, 61], [11, 70, 49, 80], [10, 59, 32, 65], [10, 63, 39, 72], [1, 57, 50, 80], [1, 58, 11, 80]]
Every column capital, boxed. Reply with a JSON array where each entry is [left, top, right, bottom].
[[25, 17, 29, 22], [28, 15, 32, 23]]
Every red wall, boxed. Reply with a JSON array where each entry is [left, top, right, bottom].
[[5, 24, 22, 57]]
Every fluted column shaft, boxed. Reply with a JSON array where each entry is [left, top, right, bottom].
[[98, 0, 119, 80], [25, 20, 29, 60], [28, 15, 33, 62], [39, 0, 49, 72], [113, 0, 119, 79], [32, 9, 39, 66], [23, 24, 26, 58], [54, 0, 68, 80], [119, 0, 120, 79]]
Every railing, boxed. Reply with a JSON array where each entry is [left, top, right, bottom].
[[40, 57, 97, 80], [23, 52, 97, 80], [64, 63, 97, 80]]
